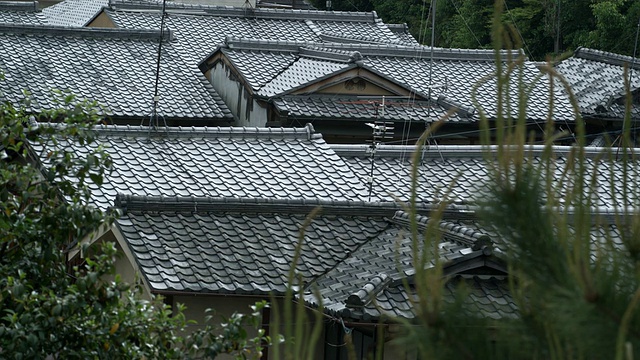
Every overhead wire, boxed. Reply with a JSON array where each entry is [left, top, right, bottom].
[[502, 0, 533, 60], [448, 0, 484, 48]]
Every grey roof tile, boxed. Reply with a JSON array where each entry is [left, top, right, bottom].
[[32, 124, 370, 211], [304, 210, 506, 320], [107, 5, 411, 67], [114, 196, 391, 294], [555, 47, 640, 118], [41, 0, 109, 27], [0, 25, 232, 122], [258, 57, 352, 97], [216, 40, 574, 121], [0, 1, 46, 25], [272, 95, 466, 123], [332, 144, 640, 208]]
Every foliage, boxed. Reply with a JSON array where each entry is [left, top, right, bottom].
[[385, 2, 640, 359], [0, 96, 270, 359], [310, 0, 640, 60]]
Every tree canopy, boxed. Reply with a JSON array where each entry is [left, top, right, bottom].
[[0, 94, 269, 359], [317, 0, 640, 60]]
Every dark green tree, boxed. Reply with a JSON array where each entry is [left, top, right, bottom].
[[0, 93, 269, 359]]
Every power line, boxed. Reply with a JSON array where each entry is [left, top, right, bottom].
[[502, 0, 533, 60], [448, 0, 484, 48]]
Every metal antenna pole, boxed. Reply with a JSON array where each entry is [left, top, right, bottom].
[[428, 0, 436, 102], [630, 16, 640, 85], [150, 0, 168, 130]]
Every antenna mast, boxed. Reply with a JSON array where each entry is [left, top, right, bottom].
[[146, 0, 168, 132], [365, 97, 394, 201]]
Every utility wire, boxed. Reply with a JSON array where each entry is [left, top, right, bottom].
[[448, 0, 484, 48], [502, 0, 533, 60]]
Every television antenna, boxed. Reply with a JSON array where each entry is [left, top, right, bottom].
[[365, 97, 394, 201]]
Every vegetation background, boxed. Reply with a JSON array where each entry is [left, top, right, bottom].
[[313, 0, 640, 60]]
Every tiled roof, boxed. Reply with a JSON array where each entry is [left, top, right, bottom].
[[33, 121, 640, 211], [257, 0, 315, 10], [106, 5, 418, 65], [258, 57, 353, 97], [333, 144, 640, 208], [42, 0, 108, 27], [114, 195, 391, 294], [213, 40, 575, 122], [0, 1, 46, 24], [304, 210, 515, 320], [271, 95, 466, 123], [555, 47, 640, 117], [0, 25, 231, 122], [32, 124, 369, 211]]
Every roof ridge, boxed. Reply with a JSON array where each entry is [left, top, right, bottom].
[[299, 45, 362, 63], [39, 123, 319, 140], [114, 195, 414, 217], [319, 32, 399, 45], [220, 38, 522, 62], [0, 1, 39, 11], [109, 0, 378, 22], [94, 124, 322, 140], [321, 43, 524, 61], [331, 144, 618, 159], [574, 47, 640, 70], [224, 36, 311, 53], [0, 23, 172, 41]]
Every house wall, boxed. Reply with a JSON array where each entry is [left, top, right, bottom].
[[316, 78, 396, 96], [86, 11, 116, 28], [208, 63, 267, 127], [171, 295, 325, 359]]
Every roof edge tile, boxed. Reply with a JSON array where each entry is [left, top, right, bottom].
[[331, 144, 617, 159], [115, 195, 404, 217], [38, 123, 317, 140], [0, 1, 39, 11], [0, 23, 172, 41], [574, 47, 640, 70], [109, 0, 377, 22]]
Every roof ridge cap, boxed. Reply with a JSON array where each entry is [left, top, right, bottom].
[[574, 47, 640, 70], [89, 124, 317, 140], [331, 144, 617, 159], [224, 36, 312, 52], [322, 43, 523, 61], [110, 0, 378, 21], [113, 195, 410, 217], [0, 1, 39, 11], [299, 45, 362, 63], [345, 273, 391, 308], [0, 23, 172, 41], [319, 32, 392, 45]]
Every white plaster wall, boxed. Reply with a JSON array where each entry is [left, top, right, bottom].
[[209, 62, 268, 127]]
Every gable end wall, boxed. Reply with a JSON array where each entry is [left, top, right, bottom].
[[209, 61, 267, 127]]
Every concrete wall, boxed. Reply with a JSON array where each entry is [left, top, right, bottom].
[[208, 62, 267, 127]]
